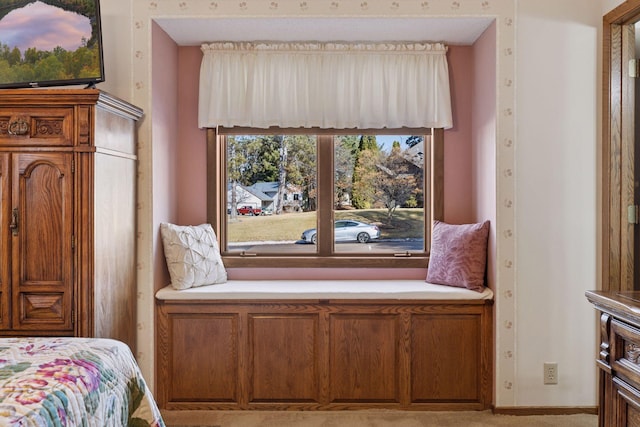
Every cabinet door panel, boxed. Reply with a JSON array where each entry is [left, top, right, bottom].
[[249, 314, 320, 402], [168, 314, 239, 403], [614, 377, 640, 427], [12, 153, 73, 330], [329, 314, 399, 403], [411, 314, 481, 402], [0, 154, 9, 329]]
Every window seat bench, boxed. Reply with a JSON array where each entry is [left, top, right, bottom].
[[155, 280, 494, 301], [155, 280, 494, 411]]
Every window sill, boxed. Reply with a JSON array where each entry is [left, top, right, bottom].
[[221, 254, 429, 269]]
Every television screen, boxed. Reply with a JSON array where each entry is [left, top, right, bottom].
[[0, 0, 105, 89]]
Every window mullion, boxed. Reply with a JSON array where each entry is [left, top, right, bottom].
[[316, 135, 334, 255]]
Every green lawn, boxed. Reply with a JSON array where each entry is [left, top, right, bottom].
[[227, 208, 424, 242]]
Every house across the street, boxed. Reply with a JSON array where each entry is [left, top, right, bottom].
[[227, 181, 304, 214]]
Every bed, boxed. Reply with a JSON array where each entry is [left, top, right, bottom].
[[0, 337, 165, 426]]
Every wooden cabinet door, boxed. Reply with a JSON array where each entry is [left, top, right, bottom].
[[612, 377, 640, 426], [0, 154, 10, 330], [11, 152, 73, 331]]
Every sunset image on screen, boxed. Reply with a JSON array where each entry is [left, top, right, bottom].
[[0, 0, 102, 86]]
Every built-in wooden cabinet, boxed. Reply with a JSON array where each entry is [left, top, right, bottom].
[[0, 89, 142, 351], [157, 298, 494, 410]]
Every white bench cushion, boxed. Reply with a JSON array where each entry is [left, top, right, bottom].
[[155, 280, 494, 300]]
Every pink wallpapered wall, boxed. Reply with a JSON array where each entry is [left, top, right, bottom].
[[472, 21, 497, 289], [151, 22, 180, 291], [169, 43, 486, 280]]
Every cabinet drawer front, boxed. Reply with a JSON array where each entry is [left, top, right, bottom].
[[611, 320, 640, 386], [0, 109, 74, 146]]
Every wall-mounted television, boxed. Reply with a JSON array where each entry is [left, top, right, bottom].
[[0, 0, 105, 89]]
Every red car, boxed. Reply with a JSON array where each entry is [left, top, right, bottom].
[[237, 206, 262, 216]]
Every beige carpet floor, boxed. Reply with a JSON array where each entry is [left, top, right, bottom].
[[162, 410, 597, 427]]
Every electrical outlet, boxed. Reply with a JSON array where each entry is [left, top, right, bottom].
[[544, 362, 558, 385]]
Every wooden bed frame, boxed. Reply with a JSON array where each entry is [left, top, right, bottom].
[[156, 284, 493, 411]]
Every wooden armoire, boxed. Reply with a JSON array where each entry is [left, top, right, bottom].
[[0, 89, 142, 352]]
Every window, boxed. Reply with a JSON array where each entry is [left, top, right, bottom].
[[207, 128, 444, 268]]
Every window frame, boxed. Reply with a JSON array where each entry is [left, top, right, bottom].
[[207, 127, 444, 268]]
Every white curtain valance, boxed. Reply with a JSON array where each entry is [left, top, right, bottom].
[[198, 41, 452, 130]]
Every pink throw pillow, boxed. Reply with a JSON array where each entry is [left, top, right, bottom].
[[426, 220, 490, 292]]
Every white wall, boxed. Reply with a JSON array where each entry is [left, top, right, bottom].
[[515, 0, 599, 405]]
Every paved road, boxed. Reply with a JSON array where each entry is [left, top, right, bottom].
[[229, 239, 424, 254]]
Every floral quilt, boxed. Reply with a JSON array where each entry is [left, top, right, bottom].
[[0, 337, 165, 427]]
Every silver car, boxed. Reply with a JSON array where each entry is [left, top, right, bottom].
[[301, 220, 381, 244]]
